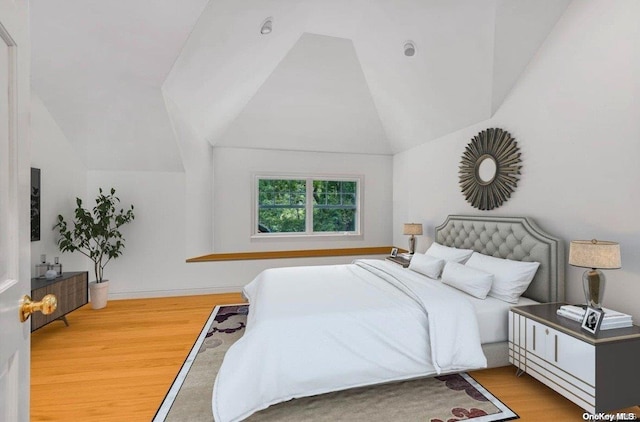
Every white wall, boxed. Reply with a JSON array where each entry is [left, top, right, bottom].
[[163, 95, 214, 258], [43, 89, 391, 299], [87, 168, 390, 298], [393, 1, 640, 322], [491, 0, 571, 113], [30, 94, 88, 277], [213, 147, 393, 252], [82, 146, 392, 298]]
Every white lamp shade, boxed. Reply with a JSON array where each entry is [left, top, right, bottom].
[[569, 240, 621, 269], [403, 223, 423, 236]]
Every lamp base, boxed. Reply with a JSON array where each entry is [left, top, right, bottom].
[[408, 236, 416, 254], [583, 268, 605, 309]]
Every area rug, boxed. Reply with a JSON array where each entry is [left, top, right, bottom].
[[154, 305, 518, 422]]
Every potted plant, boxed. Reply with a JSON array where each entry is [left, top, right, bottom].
[[53, 188, 135, 309]]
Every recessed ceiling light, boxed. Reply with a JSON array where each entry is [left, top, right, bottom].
[[404, 41, 416, 57], [260, 18, 273, 35]]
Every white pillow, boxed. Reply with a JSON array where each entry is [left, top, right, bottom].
[[425, 242, 474, 264], [408, 254, 446, 279], [465, 252, 540, 303], [441, 261, 494, 299]]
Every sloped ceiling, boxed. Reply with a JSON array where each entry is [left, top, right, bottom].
[[30, 0, 210, 171], [217, 33, 390, 154], [31, 0, 570, 170]]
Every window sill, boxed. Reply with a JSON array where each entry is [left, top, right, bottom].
[[250, 232, 362, 240], [186, 246, 406, 263]]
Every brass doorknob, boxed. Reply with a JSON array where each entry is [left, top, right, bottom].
[[20, 294, 57, 322]]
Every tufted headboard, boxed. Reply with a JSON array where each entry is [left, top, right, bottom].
[[435, 215, 564, 303]]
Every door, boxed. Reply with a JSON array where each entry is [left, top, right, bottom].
[[0, 2, 30, 421]]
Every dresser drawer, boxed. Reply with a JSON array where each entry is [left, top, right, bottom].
[[549, 325, 595, 386], [525, 318, 595, 385]]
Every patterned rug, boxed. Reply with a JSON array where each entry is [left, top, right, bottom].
[[154, 305, 518, 422]]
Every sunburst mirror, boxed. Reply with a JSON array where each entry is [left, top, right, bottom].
[[459, 128, 521, 211]]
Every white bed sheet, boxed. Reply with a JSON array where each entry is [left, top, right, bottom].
[[437, 282, 539, 343]]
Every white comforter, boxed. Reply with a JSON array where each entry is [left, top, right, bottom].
[[212, 259, 487, 422]]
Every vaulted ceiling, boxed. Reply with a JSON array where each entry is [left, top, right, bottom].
[[31, 0, 570, 171]]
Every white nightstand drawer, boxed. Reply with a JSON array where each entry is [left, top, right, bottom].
[[525, 319, 595, 385], [548, 325, 595, 386], [526, 361, 595, 414], [525, 319, 546, 358]]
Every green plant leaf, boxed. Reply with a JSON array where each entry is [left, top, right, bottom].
[[52, 188, 135, 282]]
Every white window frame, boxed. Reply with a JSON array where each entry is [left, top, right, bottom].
[[251, 173, 363, 238]]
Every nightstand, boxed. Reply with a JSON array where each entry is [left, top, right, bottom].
[[509, 303, 640, 413], [385, 256, 410, 268]]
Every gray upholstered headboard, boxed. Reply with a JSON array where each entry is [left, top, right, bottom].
[[435, 215, 565, 303]]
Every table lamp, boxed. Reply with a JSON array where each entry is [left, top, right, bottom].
[[403, 223, 423, 254], [568, 239, 621, 309]]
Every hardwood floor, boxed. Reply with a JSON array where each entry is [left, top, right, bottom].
[[31, 293, 244, 421], [31, 294, 636, 421]]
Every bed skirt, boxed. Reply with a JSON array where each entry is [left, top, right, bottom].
[[483, 341, 509, 368]]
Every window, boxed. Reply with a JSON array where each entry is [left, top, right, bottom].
[[312, 180, 357, 232], [255, 175, 361, 236], [257, 179, 306, 233]]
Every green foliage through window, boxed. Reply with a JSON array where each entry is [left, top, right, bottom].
[[258, 179, 306, 233], [257, 178, 359, 234], [312, 181, 357, 232]]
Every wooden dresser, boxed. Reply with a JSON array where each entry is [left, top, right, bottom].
[[30, 271, 88, 332]]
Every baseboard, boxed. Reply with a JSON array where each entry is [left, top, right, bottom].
[[107, 285, 244, 300]]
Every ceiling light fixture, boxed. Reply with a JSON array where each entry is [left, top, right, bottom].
[[260, 18, 273, 35], [404, 41, 416, 57]]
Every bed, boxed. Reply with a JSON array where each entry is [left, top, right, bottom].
[[212, 215, 565, 422]]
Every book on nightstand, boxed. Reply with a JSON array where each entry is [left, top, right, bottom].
[[557, 305, 633, 330], [386, 256, 410, 267]]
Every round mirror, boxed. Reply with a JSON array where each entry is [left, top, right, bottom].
[[459, 128, 522, 210], [476, 155, 497, 185]]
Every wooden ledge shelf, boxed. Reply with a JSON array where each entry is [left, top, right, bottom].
[[187, 246, 406, 263]]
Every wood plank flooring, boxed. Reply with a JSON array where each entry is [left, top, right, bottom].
[[31, 294, 243, 421], [31, 294, 636, 421]]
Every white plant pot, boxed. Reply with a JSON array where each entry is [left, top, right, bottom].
[[89, 280, 109, 310]]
